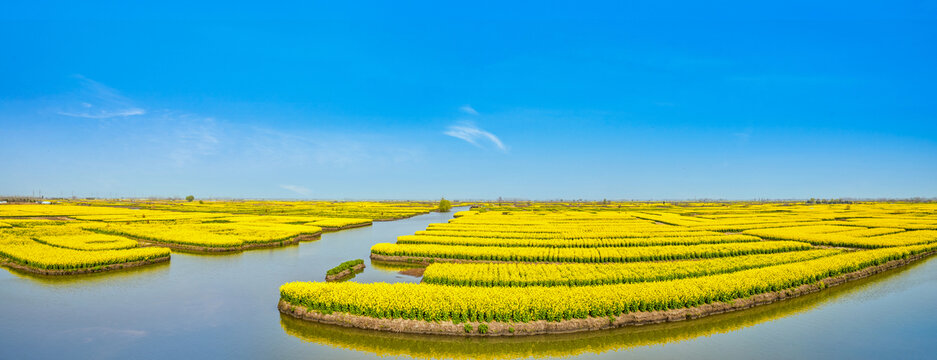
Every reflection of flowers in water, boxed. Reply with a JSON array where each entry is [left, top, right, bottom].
[[369, 260, 426, 274]]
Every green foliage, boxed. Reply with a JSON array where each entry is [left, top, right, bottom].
[[326, 259, 365, 276], [185, 195, 195, 202], [463, 323, 473, 333], [438, 197, 452, 212], [478, 324, 489, 334]]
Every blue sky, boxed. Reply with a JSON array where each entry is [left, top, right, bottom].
[[1, 1, 936, 200]]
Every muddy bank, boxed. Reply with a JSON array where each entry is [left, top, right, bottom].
[[370, 253, 518, 265], [325, 264, 366, 282], [373, 212, 431, 222], [137, 233, 321, 253], [320, 222, 372, 232], [0, 255, 170, 276], [399, 267, 425, 277], [370, 253, 641, 265], [281, 251, 934, 336]]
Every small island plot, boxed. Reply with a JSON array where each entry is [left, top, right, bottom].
[[0, 223, 171, 275], [325, 259, 366, 282]]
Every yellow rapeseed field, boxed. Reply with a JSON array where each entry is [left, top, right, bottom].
[[281, 202, 937, 329], [0, 201, 435, 273]]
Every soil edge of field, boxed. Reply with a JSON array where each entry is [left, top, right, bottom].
[[0, 255, 170, 276]]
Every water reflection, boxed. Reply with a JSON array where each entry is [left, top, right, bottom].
[[370, 260, 425, 272], [280, 256, 934, 359], [3, 259, 171, 286]]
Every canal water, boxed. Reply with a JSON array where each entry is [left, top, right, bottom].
[[1, 207, 936, 359]]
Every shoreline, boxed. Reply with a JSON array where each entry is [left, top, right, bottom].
[[370, 253, 516, 265], [320, 222, 372, 232], [369, 253, 741, 265], [0, 255, 170, 276], [281, 251, 934, 336], [136, 233, 321, 253], [372, 212, 431, 222]]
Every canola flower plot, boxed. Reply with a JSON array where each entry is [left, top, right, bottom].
[[844, 218, 937, 230], [61, 199, 437, 220], [84, 222, 324, 251], [280, 202, 937, 336], [744, 227, 937, 249], [421, 249, 841, 287], [418, 227, 726, 237], [397, 234, 761, 248], [0, 232, 170, 274], [32, 226, 141, 251], [0, 201, 439, 274], [371, 241, 811, 263], [281, 245, 937, 326]]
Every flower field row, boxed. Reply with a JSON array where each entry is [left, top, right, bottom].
[[743, 227, 937, 249], [415, 229, 728, 239], [60, 199, 437, 220], [420, 249, 841, 287], [371, 241, 812, 263], [396, 234, 761, 248]]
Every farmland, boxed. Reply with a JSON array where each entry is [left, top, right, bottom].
[[280, 202, 937, 336], [1, 200, 936, 359], [0, 201, 435, 274], [3, 199, 937, 352]]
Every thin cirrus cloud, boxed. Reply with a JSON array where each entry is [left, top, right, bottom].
[[444, 121, 507, 152], [459, 105, 479, 115], [58, 107, 146, 119], [279, 184, 312, 196], [55, 75, 146, 119]]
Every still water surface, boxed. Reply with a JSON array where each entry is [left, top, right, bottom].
[[1, 207, 935, 359]]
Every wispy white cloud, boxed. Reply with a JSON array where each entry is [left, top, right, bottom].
[[279, 184, 312, 196], [58, 107, 146, 119], [459, 105, 479, 115], [444, 121, 507, 152], [55, 75, 145, 119]]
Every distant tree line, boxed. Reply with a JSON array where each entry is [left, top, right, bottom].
[[806, 198, 854, 205]]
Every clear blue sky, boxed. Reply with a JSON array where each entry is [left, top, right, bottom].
[[1, 2, 935, 200]]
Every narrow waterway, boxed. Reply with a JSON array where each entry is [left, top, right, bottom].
[[1, 207, 936, 359]]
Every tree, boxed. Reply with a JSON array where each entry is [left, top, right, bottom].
[[185, 195, 195, 202], [438, 197, 452, 212]]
